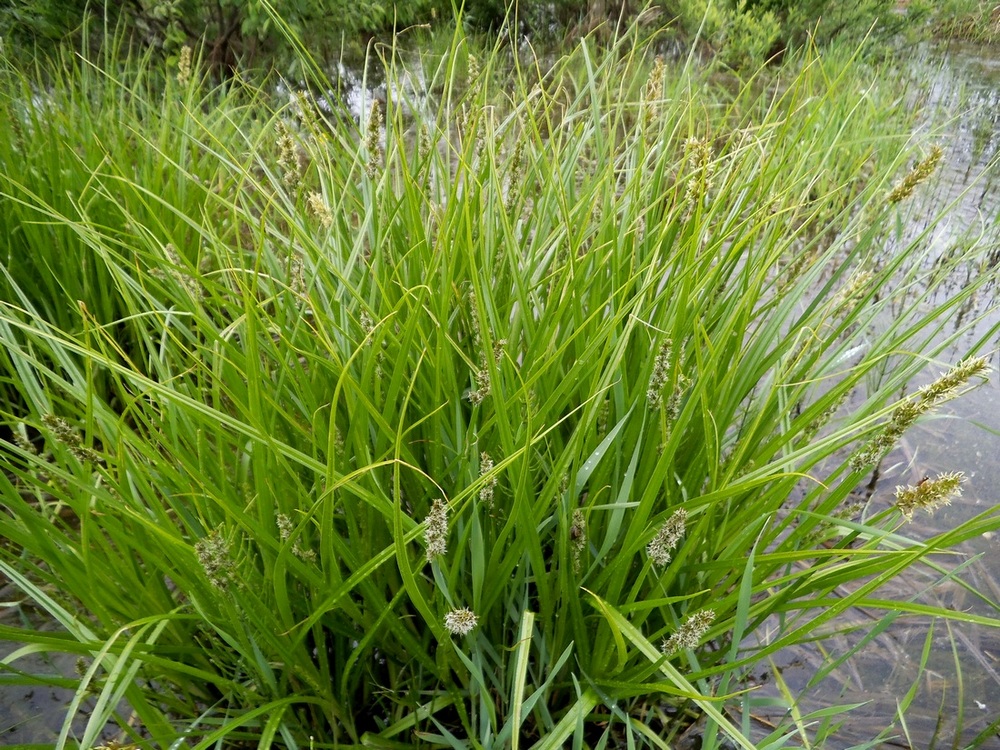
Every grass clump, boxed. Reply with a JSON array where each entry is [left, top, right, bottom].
[[1, 18, 999, 749]]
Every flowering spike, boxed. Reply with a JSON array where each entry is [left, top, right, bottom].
[[851, 356, 989, 470], [176, 45, 193, 86], [894, 472, 965, 521], [887, 145, 943, 204], [444, 607, 478, 636], [570, 509, 587, 573], [647, 339, 673, 410], [424, 499, 448, 561], [647, 509, 687, 566], [307, 192, 333, 228], [662, 609, 716, 655], [365, 99, 383, 179], [479, 452, 497, 508], [195, 527, 235, 590]]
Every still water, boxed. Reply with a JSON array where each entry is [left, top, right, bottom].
[[750, 41, 1000, 749]]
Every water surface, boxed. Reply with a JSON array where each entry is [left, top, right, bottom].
[[750, 40, 1000, 749]]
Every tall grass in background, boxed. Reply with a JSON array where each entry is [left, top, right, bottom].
[[1, 16, 999, 749]]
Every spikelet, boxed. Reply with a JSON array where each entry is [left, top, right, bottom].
[[647, 339, 673, 410], [886, 145, 943, 204], [276, 121, 303, 187], [894, 472, 965, 521], [850, 356, 988, 470], [662, 609, 716, 654], [647, 509, 687, 566], [307, 192, 333, 228], [195, 527, 236, 590], [479, 452, 497, 508], [504, 137, 525, 213], [642, 56, 666, 130], [468, 365, 491, 405], [570, 509, 587, 573], [176, 45, 193, 86], [276, 513, 317, 562], [444, 608, 479, 636], [364, 99, 383, 179], [680, 137, 715, 221], [41, 414, 100, 464], [424, 499, 449, 561]]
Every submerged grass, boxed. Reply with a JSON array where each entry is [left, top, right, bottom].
[[1, 16, 999, 750]]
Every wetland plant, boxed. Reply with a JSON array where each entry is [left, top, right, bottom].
[[0, 17, 999, 750]]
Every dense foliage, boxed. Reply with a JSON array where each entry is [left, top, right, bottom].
[[1, 11, 1000, 750], [0, 0, 993, 71]]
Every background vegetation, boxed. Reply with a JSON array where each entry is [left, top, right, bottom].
[[2, 0, 998, 72]]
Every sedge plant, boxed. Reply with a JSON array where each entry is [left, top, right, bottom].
[[1, 14, 999, 750]]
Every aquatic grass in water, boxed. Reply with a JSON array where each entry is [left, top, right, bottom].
[[1, 19, 999, 749]]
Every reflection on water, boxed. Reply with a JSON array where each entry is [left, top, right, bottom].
[[749, 41, 1000, 749], [0, 595, 122, 744]]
